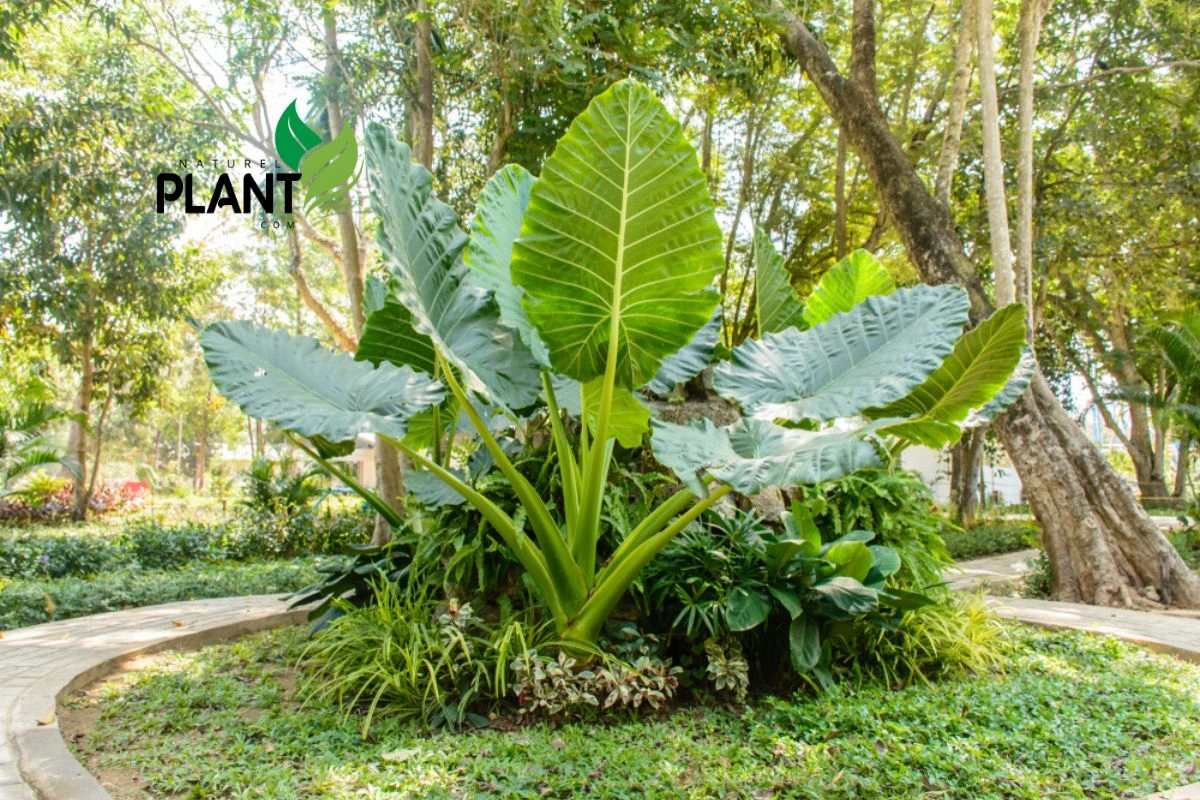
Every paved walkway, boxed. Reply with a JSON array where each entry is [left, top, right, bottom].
[[944, 547, 1040, 591], [0, 595, 303, 800]]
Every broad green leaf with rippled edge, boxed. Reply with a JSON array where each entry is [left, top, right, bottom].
[[464, 164, 549, 366], [200, 320, 443, 444], [356, 288, 438, 377], [301, 125, 360, 214], [714, 285, 969, 424], [510, 79, 722, 387], [647, 312, 721, 395], [364, 124, 541, 409], [274, 100, 321, 171], [802, 249, 895, 327], [754, 229, 806, 335], [869, 303, 1027, 447], [964, 345, 1037, 428], [649, 417, 889, 496]]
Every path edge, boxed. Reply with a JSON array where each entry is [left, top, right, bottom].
[[11, 603, 307, 800]]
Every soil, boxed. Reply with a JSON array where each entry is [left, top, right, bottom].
[[57, 653, 173, 800]]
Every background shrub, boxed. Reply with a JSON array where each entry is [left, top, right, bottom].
[[793, 470, 952, 589], [943, 519, 1040, 560], [0, 558, 331, 629]]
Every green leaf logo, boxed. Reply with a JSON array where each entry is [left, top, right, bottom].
[[274, 100, 321, 171], [273, 99, 361, 216], [299, 125, 360, 215]]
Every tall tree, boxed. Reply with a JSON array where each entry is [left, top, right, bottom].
[[0, 18, 218, 516], [768, 0, 1200, 608]]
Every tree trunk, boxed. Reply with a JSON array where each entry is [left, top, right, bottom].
[[951, 428, 986, 525], [834, 132, 848, 258], [324, 7, 404, 544], [71, 339, 93, 520], [770, 2, 1200, 608], [975, 0, 1016, 306], [1175, 435, 1191, 498], [414, 0, 435, 170], [1015, 0, 1050, 336], [286, 223, 356, 351], [934, 0, 975, 207]]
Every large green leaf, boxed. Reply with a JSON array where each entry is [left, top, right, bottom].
[[200, 320, 443, 443], [824, 540, 873, 582], [646, 312, 721, 394], [464, 164, 549, 366], [726, 587, 772, 631], [813, 576, 879, 616], [650, 417, 889, 496], [550, 374, 650, 448], [789, 616, 821, 672], [510, 79, 722, 387], [364, 124, 540, 408], [714, 285, 969, 424], [754, 229, 806, 335], [356, 290, 438, 377], [964, 346, 1037, 427], [802, 249, 895, 327], [869, 304, 1027, 447]]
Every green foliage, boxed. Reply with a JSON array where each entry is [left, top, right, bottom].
[[639, 504, 930, 688], [1170, 524, 1200, 571], [1023, 551, 1054, 598], [942, 520, 1040, 560], [752, 228, 806, 337], [796, 470, 953, 589], [289, 540, 415, 632], [0, 558, 329, 629], [831, 594, 1010, 687], [301, 583, 539, 734], [0, 509, 371, 582], [67, 624, 1200, 799], [240, 457, 326, 516], [802, 249, 895, 327], [202, 83, 1026, 653], [0, 390, 70, 497]]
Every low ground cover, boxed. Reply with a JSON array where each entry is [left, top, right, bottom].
[[62, 623, 1200, 800], [942, 520, 1040, 561], [0, 499, 369, 628], [0, 557, 335, 629]]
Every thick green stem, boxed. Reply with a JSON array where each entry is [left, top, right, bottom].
[[436, 356, 587, 612], [595, 487, 697, 586], [289, 434, 403, 528], [378, 433, 567, 628], [541, 372, 580, 534], [563, 485, 732, 646]]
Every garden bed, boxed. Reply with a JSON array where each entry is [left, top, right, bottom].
[[61, 624, 1200, 799]]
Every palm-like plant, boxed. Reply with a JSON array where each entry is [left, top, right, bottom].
[[199, 80, 1030, 648], [0, 400, 71, 497], [1143, 313, 1200, 492]]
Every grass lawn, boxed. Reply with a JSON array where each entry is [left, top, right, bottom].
[[62, 624, 1200, 799]]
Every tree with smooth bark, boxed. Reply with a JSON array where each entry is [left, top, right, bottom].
[[766, 0, 1200, 608]]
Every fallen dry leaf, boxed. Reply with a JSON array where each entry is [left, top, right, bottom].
[[380, 748, 420, 763], [36, 708, 56, 726]]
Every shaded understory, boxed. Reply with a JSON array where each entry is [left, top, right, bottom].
[[63, 625, 1200, 800]]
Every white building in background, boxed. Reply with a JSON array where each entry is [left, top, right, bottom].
[[900, 445, 1024, 507]]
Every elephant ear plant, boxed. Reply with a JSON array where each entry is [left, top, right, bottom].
[[201, 79, 1030, 650]]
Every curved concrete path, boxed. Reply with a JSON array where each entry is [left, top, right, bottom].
[[2, 588, 1199, 798], [0, 595, 303, 800]]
